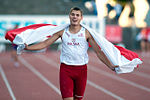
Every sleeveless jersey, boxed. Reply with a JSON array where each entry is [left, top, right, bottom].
[[60, 26, 89, 65]]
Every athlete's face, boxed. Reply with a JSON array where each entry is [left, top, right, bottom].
[[69, 10, 83, 26]]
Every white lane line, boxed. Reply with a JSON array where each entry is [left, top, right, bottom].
[[133, 72, 150, 79], [35, 54, 124, 100], [0, 64, 16, 100], [90, 56, 150, 79], [88, 65, 150, 92], [89, 55, 150, 91], [34, 54, 59, 68], [87, 80, 124, 100], [19, 57, 61, 95], [90, 56, 150, 82]]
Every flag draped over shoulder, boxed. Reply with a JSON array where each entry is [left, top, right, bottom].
[[5, 23, 143, 74]]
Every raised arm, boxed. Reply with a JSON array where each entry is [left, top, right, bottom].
[[25, 30, 64, 51], [86, 30, 117, 71]]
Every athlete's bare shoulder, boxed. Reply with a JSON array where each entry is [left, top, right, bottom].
[[85, 29, 92, 41], [55, 29, 65, 37]]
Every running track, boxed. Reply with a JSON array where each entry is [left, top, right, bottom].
[[0, 51, 150, 100]]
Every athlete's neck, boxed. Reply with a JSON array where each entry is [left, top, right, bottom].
[[69, 24, 81, 34]]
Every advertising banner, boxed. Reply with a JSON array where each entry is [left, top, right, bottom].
[[105, 25, 122, 43]]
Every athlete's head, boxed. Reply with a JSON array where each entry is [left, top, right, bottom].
[[69, 7, 83, 26]]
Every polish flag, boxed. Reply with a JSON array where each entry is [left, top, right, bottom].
[[5, 24, 56, 43], [5, 23, 143, 74]]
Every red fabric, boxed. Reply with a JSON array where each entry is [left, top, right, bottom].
[[59, 63, 87, 99], [115, 45, 142, 61], [115, 45, 142, 68], [88, 42, 92, 47], [5, 24, 56, 42]]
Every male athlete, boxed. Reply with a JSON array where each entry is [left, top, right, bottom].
[[6, 24, 20, 67], [25, 7, 117, 100]]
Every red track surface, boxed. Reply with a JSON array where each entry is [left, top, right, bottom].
[[0, 51, 150, 100]]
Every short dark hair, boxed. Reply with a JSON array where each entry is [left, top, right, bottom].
[[69, 7, 83, 16]]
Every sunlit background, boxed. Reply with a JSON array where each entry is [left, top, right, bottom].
[[93, 0, 150, 28]]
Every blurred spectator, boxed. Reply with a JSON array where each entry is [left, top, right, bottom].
[[136, 27, 150, 55], [11, 44, 20, 67], [114, 3, 123, 20], [84, 1, 97, 15], [6, 24, 20, 67], [106, 1, 123, 20]]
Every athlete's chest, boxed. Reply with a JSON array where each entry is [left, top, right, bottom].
[[62, 27, 87, 46], [63, 31, 86, 46]]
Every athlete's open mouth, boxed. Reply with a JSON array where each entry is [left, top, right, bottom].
[[72, 19, 78, 22]]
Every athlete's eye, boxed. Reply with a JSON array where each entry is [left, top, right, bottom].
[[71, 13, 75, 16], [76, 14, 80, 17]]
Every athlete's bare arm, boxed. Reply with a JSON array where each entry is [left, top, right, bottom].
[[86, 30, 117, 71], [25, 30, 64, 50]]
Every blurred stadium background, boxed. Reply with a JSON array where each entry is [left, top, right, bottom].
[[0, 0, 150, 52]]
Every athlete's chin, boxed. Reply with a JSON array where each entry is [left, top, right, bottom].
[[71, 23, 80, 26]]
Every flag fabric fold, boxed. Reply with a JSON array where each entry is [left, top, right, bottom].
[[5, 23, 143, 74]]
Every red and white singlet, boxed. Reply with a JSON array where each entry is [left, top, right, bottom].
[[60, 26, 89, 65]]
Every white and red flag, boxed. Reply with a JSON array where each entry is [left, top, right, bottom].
[[5, 23, 143, 74]]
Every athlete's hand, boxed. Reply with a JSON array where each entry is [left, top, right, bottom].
[[24, 43, 28, 50], [109, 65, 119, 71]]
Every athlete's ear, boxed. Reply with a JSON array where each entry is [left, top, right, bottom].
[[81, 15, 83, 20]]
